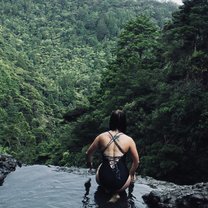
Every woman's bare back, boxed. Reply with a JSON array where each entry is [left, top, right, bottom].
[[98, 131, 133, 157]]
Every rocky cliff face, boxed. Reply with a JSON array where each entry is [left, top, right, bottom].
[[140, 176, 208, 208], [0, 154, 21, 185]]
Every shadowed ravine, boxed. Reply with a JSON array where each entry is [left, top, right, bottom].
[[0, 165, 152, 208]]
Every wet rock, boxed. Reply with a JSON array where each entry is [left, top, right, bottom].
[[0, 154, 21, 186], [141, 177, 208, 208]]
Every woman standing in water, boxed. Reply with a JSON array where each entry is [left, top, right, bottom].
[[86, 110, 139, 199]]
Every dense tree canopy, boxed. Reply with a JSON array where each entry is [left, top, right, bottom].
[[0, 0, 177, 163], [70, 0, 208, 184], [1, 0, 208, 184]]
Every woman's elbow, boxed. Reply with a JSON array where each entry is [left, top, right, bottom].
[[133, 157, 140, 167]]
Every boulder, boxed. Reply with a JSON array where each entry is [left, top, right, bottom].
[[141, 177, 208, 208], [0, 154, 21, 185]]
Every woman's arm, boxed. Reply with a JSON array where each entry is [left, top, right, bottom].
[[86, 136, 100, 169], [129, 139, 140, 180]]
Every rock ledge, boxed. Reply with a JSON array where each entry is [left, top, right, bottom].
[[141, 177, 208, 208], [0, 154, 21, 185]]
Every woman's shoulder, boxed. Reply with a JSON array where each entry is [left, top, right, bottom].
[[98, 131, 108, 136], [96, 131, 109, 139], [120, 132, 131, 138], [120, 133, 135, 143]]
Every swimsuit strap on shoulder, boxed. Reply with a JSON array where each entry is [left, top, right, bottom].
[[101, 132, 118, 153]]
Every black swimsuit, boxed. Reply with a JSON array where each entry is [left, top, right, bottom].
[[97, 132, 129, 191]]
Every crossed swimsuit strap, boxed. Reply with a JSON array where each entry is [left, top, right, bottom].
[[102, 132, 126, 180], [102, 131, 125, 154]]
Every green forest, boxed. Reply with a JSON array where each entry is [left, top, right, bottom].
[[0, 0, 207, 185]]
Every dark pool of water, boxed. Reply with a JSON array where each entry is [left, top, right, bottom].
[[0, 165, 152, 208]]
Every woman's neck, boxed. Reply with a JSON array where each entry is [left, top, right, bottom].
[[110, 129, 120, 134]]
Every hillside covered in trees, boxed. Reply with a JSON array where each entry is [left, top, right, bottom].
[[1, 0, 207, 185]]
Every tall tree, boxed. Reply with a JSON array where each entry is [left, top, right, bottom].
[[141, 0, 208, 183]]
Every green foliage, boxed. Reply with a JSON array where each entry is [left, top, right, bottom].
[[142, 143, 183, 179], [0, 0, 177, 164], [70, 0, 208, 184], [141, 1, 208, 184], [5, 0, 205, 186], [163, 0, 208, 83], [1, 0, 207, 185], [0, 146, 9, 154]]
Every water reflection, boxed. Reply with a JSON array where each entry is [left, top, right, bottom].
[[82, 178, 136, 208], [82, 178, 91, 207]]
